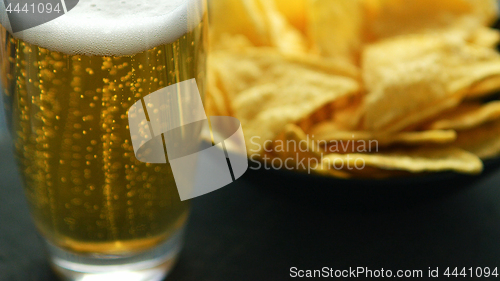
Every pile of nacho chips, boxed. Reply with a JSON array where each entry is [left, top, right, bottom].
[[207, 0, 500, 178]]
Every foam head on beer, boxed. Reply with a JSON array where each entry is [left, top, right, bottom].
[[0, 0, 204, 55]]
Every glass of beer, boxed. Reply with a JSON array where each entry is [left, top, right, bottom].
[[0, 0, 207, 280]]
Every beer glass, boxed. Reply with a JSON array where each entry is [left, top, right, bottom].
[[0, 0, 207, 280]]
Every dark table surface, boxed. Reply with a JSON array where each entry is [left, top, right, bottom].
[[3, 110, 500, 281]]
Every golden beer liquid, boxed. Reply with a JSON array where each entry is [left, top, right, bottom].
[[0, 13, 207, 254]]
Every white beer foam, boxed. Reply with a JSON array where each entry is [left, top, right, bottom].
[[0, 0, 204, 56]]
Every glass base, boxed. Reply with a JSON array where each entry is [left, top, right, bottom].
[[46, 227, 185, 281]]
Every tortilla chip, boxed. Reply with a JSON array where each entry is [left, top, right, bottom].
[[261, 124, 352, 178], [457, 59, 500, 99], [308, 0, 363, 64], [322, 147, 483, 174], [284, 53, 360, 80], [296, 94, 364, 134], [362, 29, 500, 133], [467, 75, 500, 98], [310, 124, 457, 147], [281, 124, 352, 178], [427, 101, 500, 130], [283, 124, 323, 155], [365, 0, 498, 41], [209, 0, 307, 54], [328, 94, 365, 131], [209, 48, 360, 154], [464, 0, 499, 26], [258, 0, 308, 54], [273, 0, 308, 34], [284, 126, 418, 179], [234, 80, 359, 154], [210, 48, 360, 101], [469, 26, 500, 48], [209, 0, 269, 47], [210, 33, 255, 52], [455, 119, 500, 159]]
